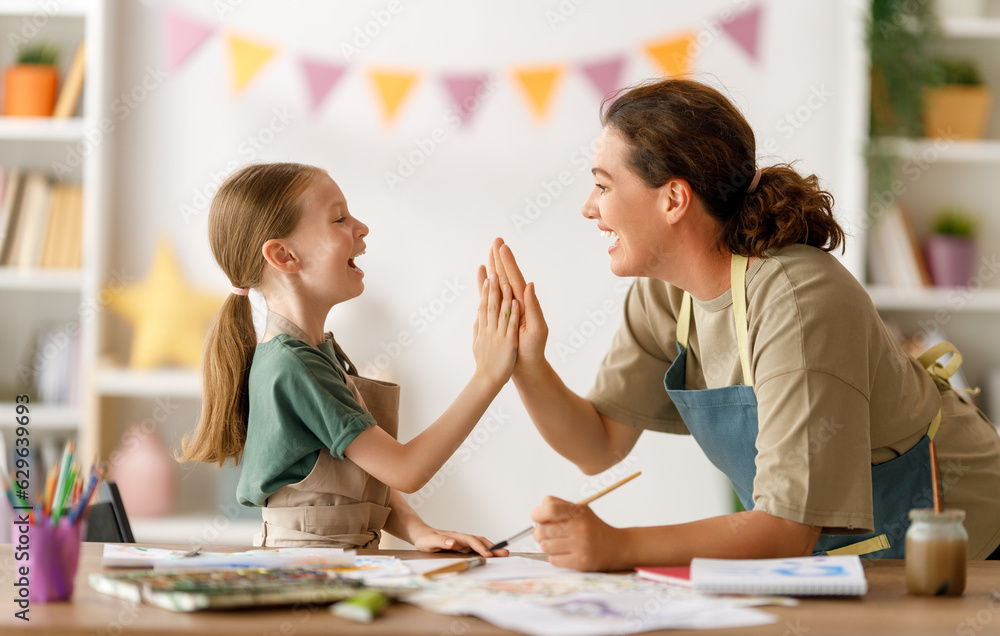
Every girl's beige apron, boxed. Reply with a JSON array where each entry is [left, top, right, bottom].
[[253, 312, 399, 549]]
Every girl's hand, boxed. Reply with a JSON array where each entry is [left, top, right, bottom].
[[531, 496, 625, 572], [480, 237, 549, 375], [409, 524, 511, 558], [471, 270, 519, 388]]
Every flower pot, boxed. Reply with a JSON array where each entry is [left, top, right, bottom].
[[2, 64, 59, 117], [923, 86, 992, 139], [924, 234, 977, 287]]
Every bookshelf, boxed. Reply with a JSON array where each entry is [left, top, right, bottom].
[[865, 5, 1000, 422], [0, 1, 111, 465]]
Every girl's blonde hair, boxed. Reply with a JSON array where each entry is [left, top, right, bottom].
[[180, 162, 322, 465]]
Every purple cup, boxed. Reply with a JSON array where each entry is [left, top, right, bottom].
[[25, 518, 86, 602]]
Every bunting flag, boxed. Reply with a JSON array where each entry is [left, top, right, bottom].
[[580, 55, 627, 100], [511, 66, 564, 121], [225, 32, 279, 94], [722, 4, 764, 62], [164, 8, 215, 71], [645, 32, 696, 77], [441, 73, 491, 127], [369, 69, 419, 124], [300, 57, 346, 112]]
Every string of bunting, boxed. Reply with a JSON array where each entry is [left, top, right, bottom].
[[165, 3, 763, 127]]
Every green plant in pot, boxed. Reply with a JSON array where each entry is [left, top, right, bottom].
[[2, 43, 60, 117], [924, 57, 992, 139], [924, 207, 979, 287]]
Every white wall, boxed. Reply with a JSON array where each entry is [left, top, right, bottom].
[[110, 0, 865, 547]]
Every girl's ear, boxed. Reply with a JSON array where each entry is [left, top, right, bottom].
[[660, 178, 692, 225], [261, 239, 300, 273]]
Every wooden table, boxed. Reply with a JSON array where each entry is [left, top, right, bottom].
[[2, 543, 999, 635]]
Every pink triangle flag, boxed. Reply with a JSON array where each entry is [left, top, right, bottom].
[[441, 73, 491, 127], [300, 57, 347, 113], [165, 8, 216, 72], [721, 4, 763, 62], [580, 55, 627, 100]]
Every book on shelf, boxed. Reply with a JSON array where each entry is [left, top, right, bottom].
[[867, 204, 931, 288], [53, 41, 86, 119], [0, 167, 83, 270]]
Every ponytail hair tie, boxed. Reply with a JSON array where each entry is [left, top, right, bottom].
[[230, 285, 250, 296], [746, 168, 762, 195]]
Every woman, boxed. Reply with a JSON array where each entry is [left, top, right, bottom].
[[488, 78, 1000, 571]]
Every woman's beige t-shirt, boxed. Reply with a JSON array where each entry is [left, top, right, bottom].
[[587, 244, 1000, 558]]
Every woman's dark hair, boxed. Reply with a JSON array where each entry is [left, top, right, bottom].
[[601, 78, 844, 257]]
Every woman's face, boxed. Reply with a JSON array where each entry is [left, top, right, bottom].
[[581, 126, 670, 278]]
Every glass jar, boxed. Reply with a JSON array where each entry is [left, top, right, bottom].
[[905, 509, 968, 596]]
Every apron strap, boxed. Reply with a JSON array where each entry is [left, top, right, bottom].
[[677, 292, 692, 350], [731, 254, 753, 387], [824, 533, 890, 556], [917, 341, 963, 382]]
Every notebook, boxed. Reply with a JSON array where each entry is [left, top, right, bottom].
[[89, 567, 406, 612], [688, 555, 868, 596], [634, 565, 692, 587]]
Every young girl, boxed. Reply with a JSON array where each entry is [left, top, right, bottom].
[[181, 162, 518, 555]]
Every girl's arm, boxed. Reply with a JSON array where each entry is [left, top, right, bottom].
[[486, 238, 642, 474], [383, 490, 509, 556], [343, 275, 518, 494], [531, 497, 822, 571]]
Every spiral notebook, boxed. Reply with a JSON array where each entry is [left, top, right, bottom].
[[688, 555, 868, 596]]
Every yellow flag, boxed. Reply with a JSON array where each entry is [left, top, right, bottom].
[[226, 32, 278, 94], [511, 66, 563, 121], [369, 69, 419, 124], [645, 32, 696, 77]]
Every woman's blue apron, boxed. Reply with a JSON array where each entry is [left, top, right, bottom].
[[663, 254, 953, 558]]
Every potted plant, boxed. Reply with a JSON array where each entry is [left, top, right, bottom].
[[924, 207, 979, 287], [2, 43, 60, 117], [923, 57, 992, 139]]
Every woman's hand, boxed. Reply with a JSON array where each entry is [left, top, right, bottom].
[[531, 496, 627, 572], [409, 524, 511, 558], [479, 237, 549, 375], [471, 271, 519, 388]]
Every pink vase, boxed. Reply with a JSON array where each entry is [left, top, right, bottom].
[[925, 235, 977, 287], [109, 425, 177, 517]]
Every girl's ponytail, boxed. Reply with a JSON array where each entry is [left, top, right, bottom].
[[179, 163, 320, 466]]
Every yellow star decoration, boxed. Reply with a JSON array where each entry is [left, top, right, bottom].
[[106, 240, 223, 370]]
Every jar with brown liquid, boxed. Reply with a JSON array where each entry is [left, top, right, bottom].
[[905, 509, 968, 596]]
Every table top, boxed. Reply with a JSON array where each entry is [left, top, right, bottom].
[[2, 543, 999, 636]]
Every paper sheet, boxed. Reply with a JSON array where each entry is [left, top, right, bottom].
[[102, 545, 356, 569]]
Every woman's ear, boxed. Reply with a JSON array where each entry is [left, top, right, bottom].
[[261, 239, 300, 273], [660, 178, 692, 225]]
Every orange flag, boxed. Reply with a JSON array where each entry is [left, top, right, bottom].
[[369, 69, 419, 125], [511, 66, 564, 121], [645, 32, 696, 77], [225, 32, 278, 94]]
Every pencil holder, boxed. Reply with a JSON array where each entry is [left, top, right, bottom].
[[25, 518, 86, 602]]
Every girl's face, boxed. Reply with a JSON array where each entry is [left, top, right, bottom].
[[581, 127, 671, 278], [285, 172, 369, 306]]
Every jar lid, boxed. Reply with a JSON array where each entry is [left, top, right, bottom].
[[909, 508, 966, 522]]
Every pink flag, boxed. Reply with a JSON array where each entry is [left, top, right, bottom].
[[722, 4, 763, 62], [580, 55, 626, 99], [165, 8, 215, 72], [441, 73, 491, 127], [300, 57, 347, 113]]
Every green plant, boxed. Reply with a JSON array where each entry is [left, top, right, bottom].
[[868, 0, 943, 137], [932, 207, 978, 237], [932, 58, 985, 86], [15, 43, 59, 66]]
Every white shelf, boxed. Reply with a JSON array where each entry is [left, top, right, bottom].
[[942, 17, 1000, 38], [0, 402, 81, 431], [130, 516, 261, 546], [95, 367, 203, 399], [872, 137, 1000, 163], [0, 1, 89, 17], [0, 267, 83, 291], [0, 117, 85, 142], [867, 286, 1000, 311]]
